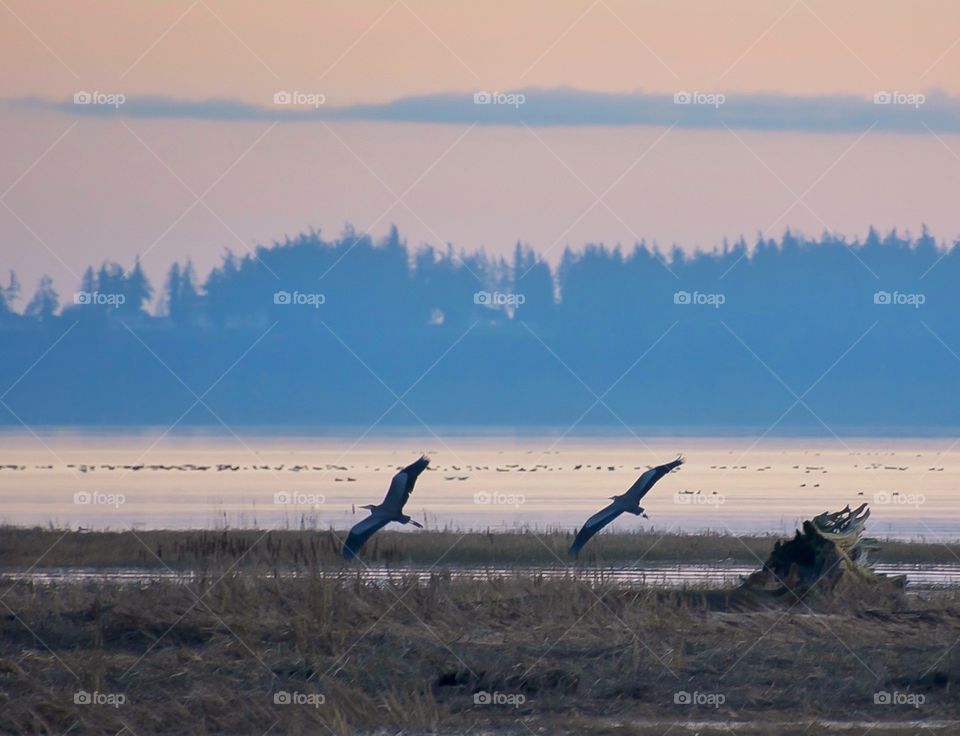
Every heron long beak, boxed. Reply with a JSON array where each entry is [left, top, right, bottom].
[[408, 519, 424, 528], [642, 512, 649, 519]]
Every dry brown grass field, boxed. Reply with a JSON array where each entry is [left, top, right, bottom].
[[1, 527, 958, 734], [1, 572, 958, 734]]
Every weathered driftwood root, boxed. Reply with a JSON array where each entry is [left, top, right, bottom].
[[737, 503, 906, 605]]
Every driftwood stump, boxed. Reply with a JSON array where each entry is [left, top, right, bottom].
[[738, 503, 905, 604]]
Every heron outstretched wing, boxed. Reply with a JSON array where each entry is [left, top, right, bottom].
[[343, 514, 392, 559], [381, 455, 430, 514], [569, 501, 624, 554], [623, 456, 683, 504]]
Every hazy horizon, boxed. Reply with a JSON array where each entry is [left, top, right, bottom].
[[6, 1, 960, 294], [4, 3, 960, 429]]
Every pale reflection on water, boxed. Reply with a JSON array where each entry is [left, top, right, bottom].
[[2, 564, 958, 588], [0, 431, 956, 539]]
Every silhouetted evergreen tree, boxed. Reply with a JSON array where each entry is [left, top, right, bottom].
[[25, 276, 58, 321], [123, 256, 153, 314], [163, 260, 201, 324], [97, 263, 125, 309], [512, 243, 554, 323], [164, 263, 182, 315], [79, 267, 96, 297], [1, 270, 20, 312]]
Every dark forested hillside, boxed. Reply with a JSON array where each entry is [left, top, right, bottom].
[[2, 226, 959, 431]]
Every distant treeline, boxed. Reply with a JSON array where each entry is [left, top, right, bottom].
[[2, 226, 959, 430]]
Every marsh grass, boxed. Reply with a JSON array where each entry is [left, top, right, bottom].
[[0, 570, 958, 734], [1, 525, 957, 570], [2, 525, 958, 733]]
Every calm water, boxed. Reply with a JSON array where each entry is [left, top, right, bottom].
[[0, 430, 957, 540], [3, 563, 958, 589]]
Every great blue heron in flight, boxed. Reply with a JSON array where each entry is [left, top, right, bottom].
[[569, 457, 683, 555], [343, 455, 429, 559]]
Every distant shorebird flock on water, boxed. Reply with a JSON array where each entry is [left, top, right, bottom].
[[342, 455, 684, 559]]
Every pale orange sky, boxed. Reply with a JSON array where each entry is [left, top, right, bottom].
[[3, 0, 960, 102], [3, 1, 960, 303]]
